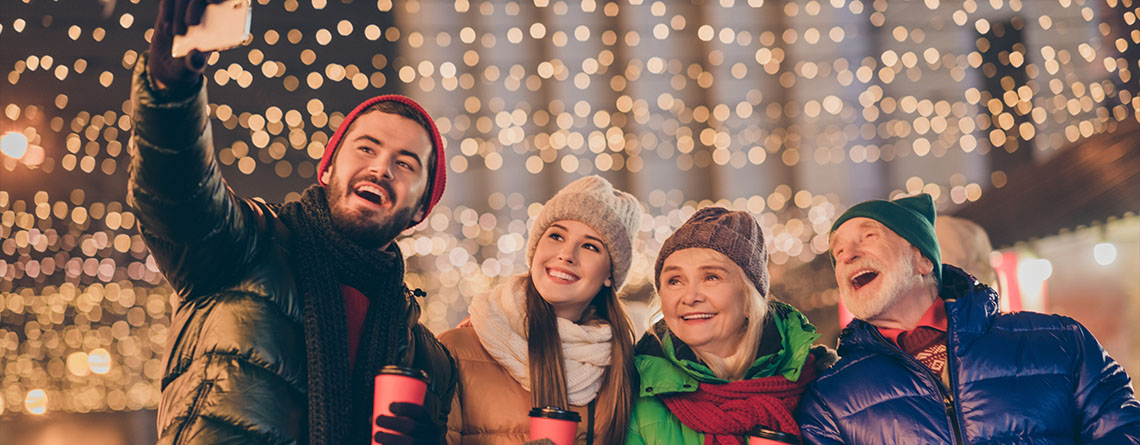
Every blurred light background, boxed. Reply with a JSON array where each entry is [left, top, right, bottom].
[[2, 0, 1138, 443]]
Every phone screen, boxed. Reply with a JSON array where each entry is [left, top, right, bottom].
[[171, 0, 252, 58]]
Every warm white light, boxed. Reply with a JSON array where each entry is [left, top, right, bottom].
[[1017, 257, 1052, 312], [67, 351, 90, 376], [25, 389, 47, 415], [88, 348, 112, 374], [0, 131, 29, 159], [1093, 242, 1117, 266], [1018, 258, 1053, 283]]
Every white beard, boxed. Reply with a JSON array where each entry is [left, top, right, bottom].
[[840, 255, 923, 321]]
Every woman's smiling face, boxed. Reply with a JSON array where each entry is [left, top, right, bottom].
[[658, 248, 750, 359], [530, 220, 613, 321]]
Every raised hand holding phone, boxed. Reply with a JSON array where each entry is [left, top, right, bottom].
[[171, 0, 251, 57], [148, 0, 250, 91]]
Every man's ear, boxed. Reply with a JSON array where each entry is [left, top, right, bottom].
[[320, 165, 332, 185], [411, 163, 434, 224], [913, 247, 934, 275]]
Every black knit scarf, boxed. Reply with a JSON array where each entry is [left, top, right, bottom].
[[274, 185, 409, 445]]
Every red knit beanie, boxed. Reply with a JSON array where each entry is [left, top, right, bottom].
[[316, 95, 447, 227]]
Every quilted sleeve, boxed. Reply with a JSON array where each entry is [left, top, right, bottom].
[[127, 51, 267, 300], [795, 386, 846, 445], [1070, 319, 1140, 443]]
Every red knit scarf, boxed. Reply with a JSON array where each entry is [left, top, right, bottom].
[[660, 355, 816, 445]]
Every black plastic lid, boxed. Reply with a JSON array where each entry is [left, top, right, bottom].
[[747, 426, 799, 444], [528, 406, 581, 422], [377, 365, 430, 384]]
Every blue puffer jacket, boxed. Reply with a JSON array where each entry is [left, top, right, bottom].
[[796, 265, 1140, 444]]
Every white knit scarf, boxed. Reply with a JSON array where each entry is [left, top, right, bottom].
[[469, 274, 614, 406]]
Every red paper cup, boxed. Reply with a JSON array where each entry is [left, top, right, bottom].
[[372, 365, 430, 443], [528, 406, 580, 445], [747, 426, 800, 445]]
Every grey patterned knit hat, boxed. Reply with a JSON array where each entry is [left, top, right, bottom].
[[526, 175, 643, 291], [654, 207, 769, 296]]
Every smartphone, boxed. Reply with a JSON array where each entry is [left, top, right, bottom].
[[171, 0, 252, 58]]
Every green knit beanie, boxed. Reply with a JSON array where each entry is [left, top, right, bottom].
[[829, 193, 942, 285]]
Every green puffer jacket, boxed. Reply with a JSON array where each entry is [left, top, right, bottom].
[[627, 301, 820, 444], [128, 55, 456, 444]]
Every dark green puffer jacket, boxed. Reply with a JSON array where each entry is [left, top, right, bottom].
[[127, 56, 455, 445]]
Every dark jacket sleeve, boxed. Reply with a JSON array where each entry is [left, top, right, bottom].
[[1070, 320, 1140, 443], [127, 53, 267, 300], [796, 385, 845, 445], [413, 322, 458, 444], [403, 291, 458, 444]]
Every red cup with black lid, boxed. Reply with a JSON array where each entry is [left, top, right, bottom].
[[372, 366, 430, 443], [747, 425, 800, 444], [528, 406, 580, 445]]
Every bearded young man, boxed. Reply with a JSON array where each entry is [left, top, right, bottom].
[[795, 194, 1140, 444], [127, 1, 456, 443]]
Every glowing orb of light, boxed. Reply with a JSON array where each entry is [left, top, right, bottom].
[[25, 389, 48, 415], [0, 131, 29, 159], [1093, 242, 1117, 266]]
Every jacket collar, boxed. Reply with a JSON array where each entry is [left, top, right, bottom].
[[634, 301, 819, 397], [837, 264, 1000, 356]]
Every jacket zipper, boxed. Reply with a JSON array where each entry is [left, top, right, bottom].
[[871, 329, 965, 445], [944, 326, 965, 445]]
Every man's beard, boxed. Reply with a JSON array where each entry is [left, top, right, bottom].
[[839, 254, 923, 321], [326, 173, 417, 249]]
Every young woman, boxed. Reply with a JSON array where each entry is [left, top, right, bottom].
[[627, 207, 826, 444], [439, 176, 642, 444]]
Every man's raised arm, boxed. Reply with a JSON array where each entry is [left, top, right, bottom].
[[127, 0, 264, 299]]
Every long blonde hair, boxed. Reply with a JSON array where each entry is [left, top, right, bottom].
[[655, 249, 771, 381]]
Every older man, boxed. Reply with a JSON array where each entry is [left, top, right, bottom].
[[795, 194, 1140, 444]]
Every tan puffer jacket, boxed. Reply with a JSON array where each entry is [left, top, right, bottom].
[[439, 326, 604, 444]]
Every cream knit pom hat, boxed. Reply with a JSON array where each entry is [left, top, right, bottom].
[[526, 175, 642, 291]]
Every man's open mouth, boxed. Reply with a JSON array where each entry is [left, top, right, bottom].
[[850, 270, 879, 290], [353, 182, 390, 207]]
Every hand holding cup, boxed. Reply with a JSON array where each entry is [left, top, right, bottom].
[[371, 366, 431, 445]]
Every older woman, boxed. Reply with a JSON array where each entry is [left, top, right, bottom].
[[440, 176, 641, 444], [627, 207, 824, 444]]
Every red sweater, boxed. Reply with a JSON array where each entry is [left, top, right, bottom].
[[877, 300, 948, 374], [342, 285, 369, 370]]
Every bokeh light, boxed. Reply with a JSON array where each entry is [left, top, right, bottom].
[[1094, 242, 1118, 266], [24, 389, 48, 415], [1, 132, 29, 159]]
